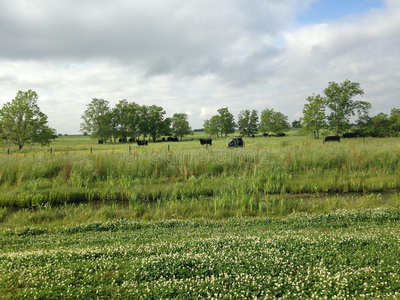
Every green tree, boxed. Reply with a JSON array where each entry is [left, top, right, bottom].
[[300, 94, 326, 139], [203, 116, 221, 137], [259, 108, 289, 134], [324, 80, 371, 135], [237, 110, 258, 136], [0, 90, 57, 150], [217, 108, 236, 137], [171, 113, 192, 140], [291, 120, 301, 128], [80, 98, 113, 142], [389, 108, 400, 136], [146, 105, 171, 142]]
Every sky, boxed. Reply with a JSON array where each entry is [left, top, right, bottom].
[[0, 0, 399, 134]]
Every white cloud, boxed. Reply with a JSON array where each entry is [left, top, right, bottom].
[[0, 0, 399, 133]]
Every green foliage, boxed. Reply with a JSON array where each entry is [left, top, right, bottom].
[[203, 116, 221, 137], [0, 90, 56, 150], [237, 109, 258, 136], [259, 108, 289, 134], [324, 80, 371, 135], [1, 208, 400, 298], [217, 107, 236, 136], [171, 113, 192, 140], [80, 98, 113, 142], [300, 94, 326, 139]]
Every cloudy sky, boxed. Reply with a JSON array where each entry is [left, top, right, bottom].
[[0, 0, 399, 134]]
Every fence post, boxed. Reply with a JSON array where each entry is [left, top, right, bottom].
[[206, 144, 208, 151], [7, 149, 10, 155], [90, 147, 93, 154], [129, 145, 131, 153], [50, 147, 53, 154], [168, 145, 170, 151]]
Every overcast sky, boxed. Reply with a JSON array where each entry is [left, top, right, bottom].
[[0, 0, 399, 134]]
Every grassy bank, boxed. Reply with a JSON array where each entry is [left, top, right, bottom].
[[1, 208, 400, 299], [0, 135, 399, 208]]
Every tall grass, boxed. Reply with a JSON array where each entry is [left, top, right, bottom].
[[0, 137, 400, 207]]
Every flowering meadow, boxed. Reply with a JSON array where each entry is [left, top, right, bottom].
[[1, 208, 400, 299]]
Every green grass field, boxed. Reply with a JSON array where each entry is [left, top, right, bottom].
[[1, 133, 400, 298], [1, 208, 400, 298]]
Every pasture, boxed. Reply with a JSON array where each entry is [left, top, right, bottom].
[[1, 132, 400, 298]]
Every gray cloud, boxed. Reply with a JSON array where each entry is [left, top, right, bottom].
[[0, 0, 399, 134]]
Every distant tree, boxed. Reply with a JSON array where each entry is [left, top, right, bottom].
[[368, 113, 391, 137], [0, 90, 57, 150], [146, 105, 170, 142], [112, 99, 131, 140], [80, 98, 113, 142], [217, 108, 236, 137], [389, 108, 400, 136], [83, 132, 88, 136], [259, 108, 289, 134], [300, 94, 326, 139], [203, 116, 221, 137], [237, 110, 258, 136], [291, 120, 301, 129], [324, 80, 371, 135], [171, 113, 192, 140]]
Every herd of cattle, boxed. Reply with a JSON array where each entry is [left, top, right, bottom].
[[97, 131, 360, 147]]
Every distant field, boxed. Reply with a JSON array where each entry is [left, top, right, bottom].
[[0, 133, 400, 211], [1, 208, 400, 298]]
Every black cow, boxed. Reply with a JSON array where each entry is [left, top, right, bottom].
[[98, 140, 104, 144], [252, 134, 255, 138], [161, 137, 166, 142], [200, 138, 212, 146], [342, 132, 358, 138], [228, 137, 244, 148], [167, 137, 179, 142], [128, 137, 135, 143], [137, 140, 148, 146], [118, 138, 127, 143], [276, 133, 286, 137], [323, 136, 340, 144], [263, 133, 269, 137]]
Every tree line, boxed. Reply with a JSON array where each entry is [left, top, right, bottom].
[[1, 81, 399, 150], [80, 99, 192, 143], [300, 80, 400, 138]]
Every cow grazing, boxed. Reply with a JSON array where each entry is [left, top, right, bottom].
[[228, 137, 244, 148], [323, 136, 340, 144], [167, 137, 179, 142], [252, 134, 255, 138], [118, 138, 127, 143], [276, 133, 286, 137], [342, 132, 358, 138], [161, 137, 166, 142], [137, 140, 148, 146], [200, 138, 212, 146], [128, 137, 135, 143], [98, 140, 104, 144], [263, 133, 268, 137]]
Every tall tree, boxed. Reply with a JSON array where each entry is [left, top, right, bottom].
[[217, 108, 236, 137], [171, 113, 192, 140], [291, 120, 301, 129], [389, 108, 400, 136], [203, 116, 221, 137], [259, 108, 289, 134], [237, 110, 258, 136], [324, 80, 371, 135], [80, 98, 113, 142], [146, 105, 170, 142], [0, 90, 57, 150], [300, 94, 326, 139]]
